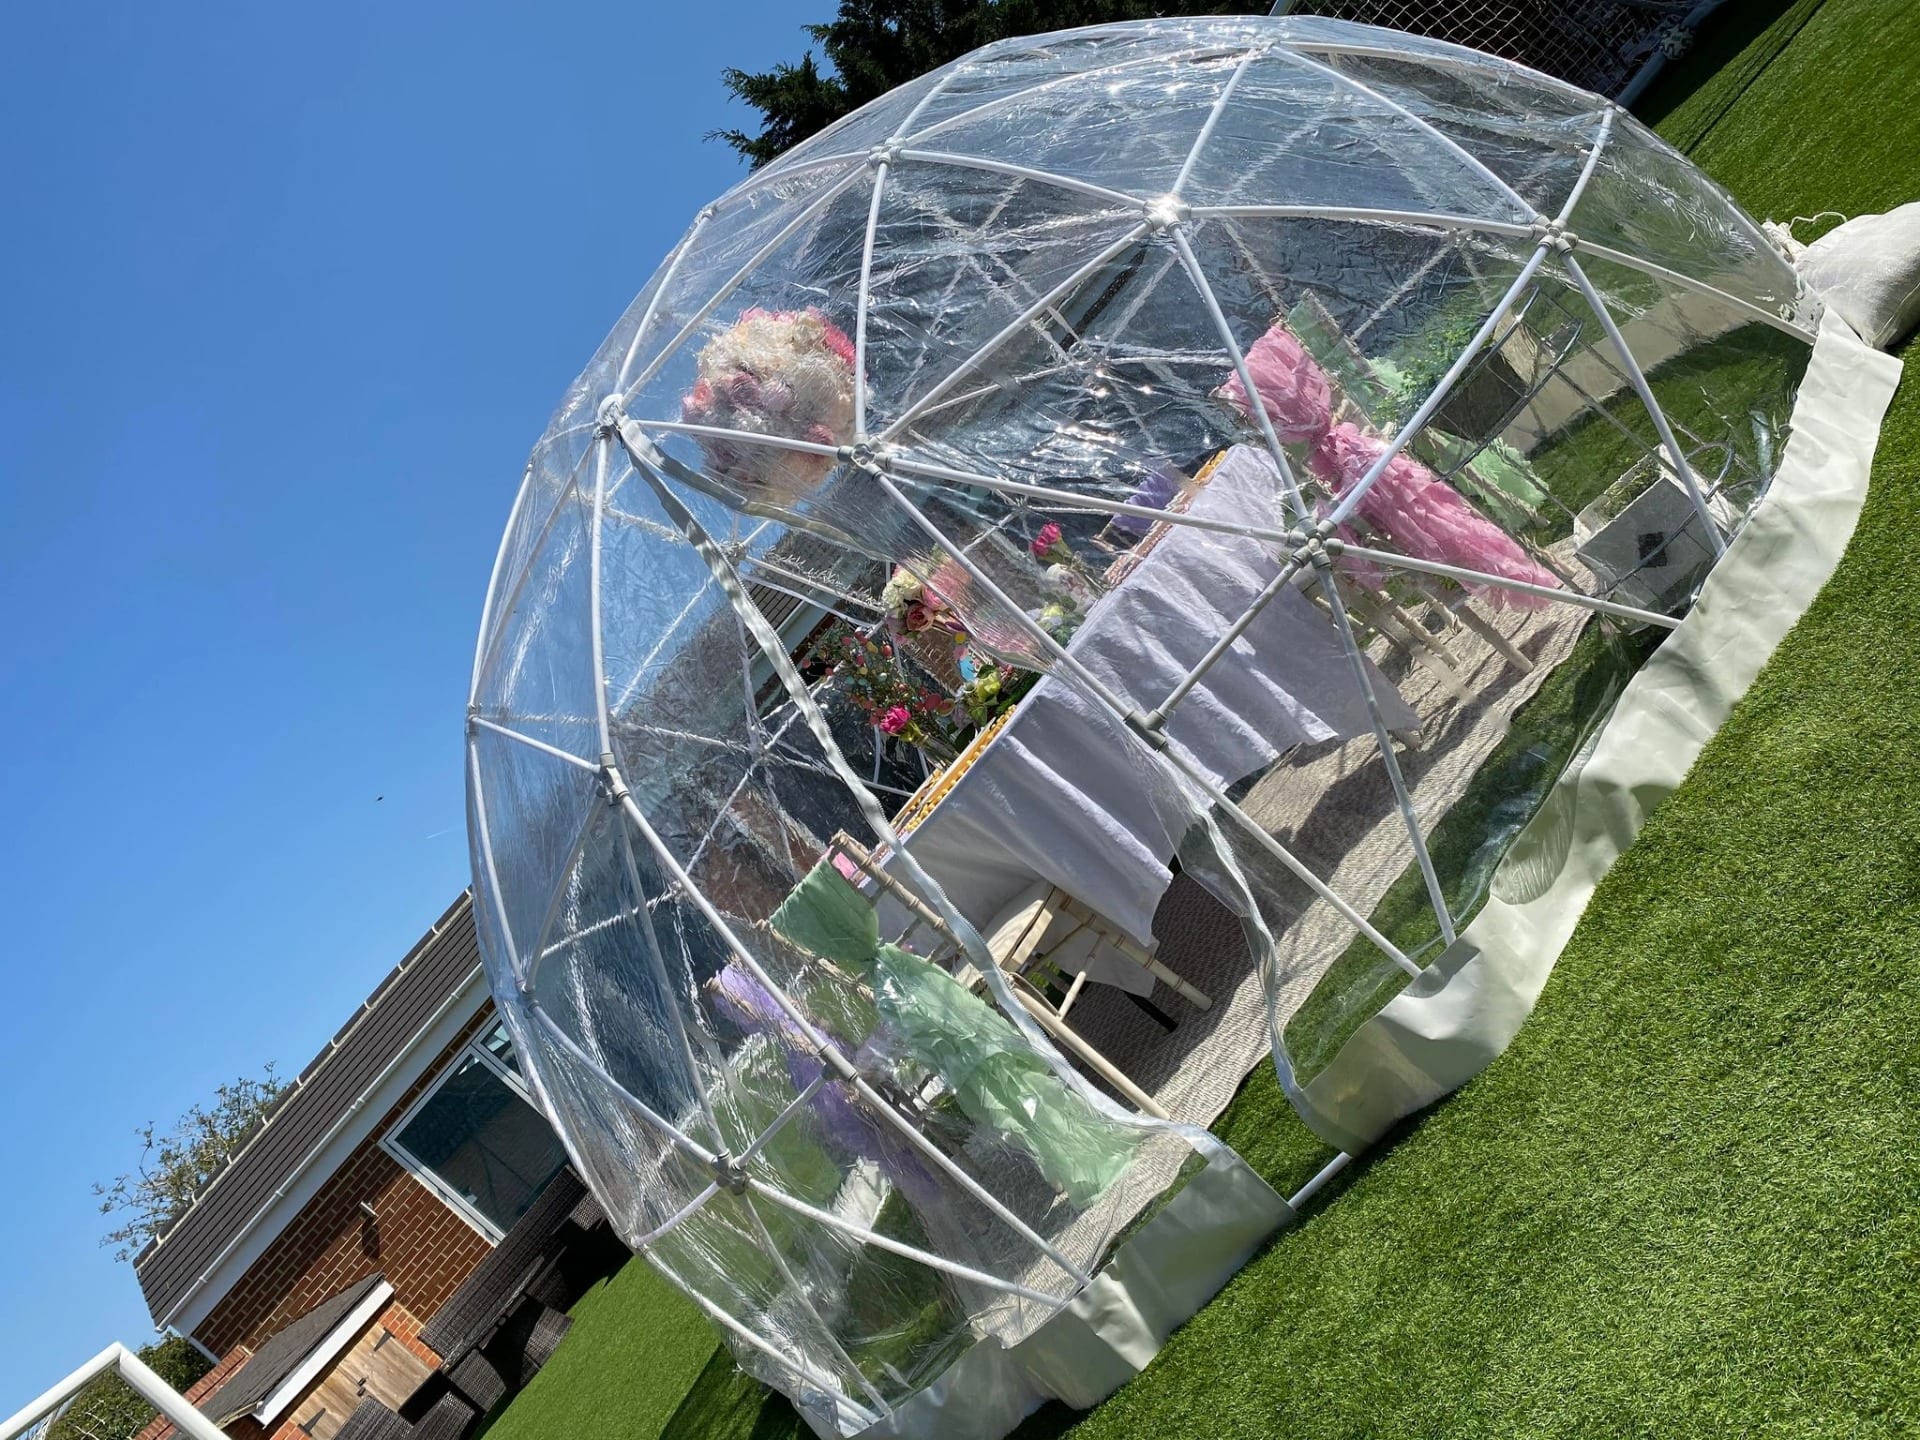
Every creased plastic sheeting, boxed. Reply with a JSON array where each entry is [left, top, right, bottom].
[[852, 1144, 1289, 1440], [1291, 310, 1903, 1154]]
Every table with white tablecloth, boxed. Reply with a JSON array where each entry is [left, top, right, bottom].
[[878, 445, 1416, 988]]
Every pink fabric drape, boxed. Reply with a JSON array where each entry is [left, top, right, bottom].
[[1219, 320, 1562, 610]]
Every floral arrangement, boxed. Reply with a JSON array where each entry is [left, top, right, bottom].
[[1029, 521, 1073, 566], [807, 623, 962, 762], [1029, 522, 1101, 644], [955, 655, 1036, 730], [680, 307, 857, 501], [880, 564, 969, 644]]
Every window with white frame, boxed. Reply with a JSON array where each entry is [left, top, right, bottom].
[[382, 1020, 569, 1242]]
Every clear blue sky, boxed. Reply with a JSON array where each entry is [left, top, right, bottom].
[[0, 0, 817, 1404]]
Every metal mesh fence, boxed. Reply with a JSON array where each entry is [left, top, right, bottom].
[[1274, 0, 1704, 97]]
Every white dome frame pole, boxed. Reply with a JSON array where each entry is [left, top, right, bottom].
[[465, 521, 1098, 1424], [869, 454, 1681, 629], [509, 973, 1042, 1423], [618, 166, 874, 405], [592, 82, 1719, 996], [827, 75, 1623, 978], [471, 453, 593, 706], [587, 432, 902, 1426]]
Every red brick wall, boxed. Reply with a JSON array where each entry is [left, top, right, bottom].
[[193, 1008, 500, 1359]]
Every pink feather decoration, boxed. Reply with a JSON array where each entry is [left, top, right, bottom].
[[1309, 423, 1560, 610], [1215, 323, 1335, 444]]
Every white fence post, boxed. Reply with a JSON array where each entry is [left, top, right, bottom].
[[0, 1344, 228, 1440]]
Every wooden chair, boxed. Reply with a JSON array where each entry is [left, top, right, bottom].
[[977, 881, 1210, 1014], [825, 832, 1176, 1119]]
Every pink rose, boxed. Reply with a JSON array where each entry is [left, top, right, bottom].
[[724, 371, 761, 409], [879, 705, 911, 735], [903, 601, 933, 632], [1029, 522, 1076, 567]]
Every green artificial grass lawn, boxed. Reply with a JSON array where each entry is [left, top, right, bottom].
[[484, 4, 1920, 1435], [473, 1259, 721, 1440]]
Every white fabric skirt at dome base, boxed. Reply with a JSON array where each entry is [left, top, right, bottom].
[[1289, 308, 1903, 1154], [847, 1138, 1286, 1440]]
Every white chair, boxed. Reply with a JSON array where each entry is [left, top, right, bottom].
[[978, 881, 1211, 1016]]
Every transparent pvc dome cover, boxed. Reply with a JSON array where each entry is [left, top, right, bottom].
[[468, 15, 1809, 1435]]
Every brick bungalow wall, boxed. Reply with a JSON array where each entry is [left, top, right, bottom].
[[192, 1006, 501, 1360]]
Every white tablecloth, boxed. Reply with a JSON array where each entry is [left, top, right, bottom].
[[884, 446, 1416, 970]]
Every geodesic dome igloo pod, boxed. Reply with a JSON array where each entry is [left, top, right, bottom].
[[467, 14, 1835, 1436]]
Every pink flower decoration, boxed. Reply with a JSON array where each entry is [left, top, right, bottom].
[[757, 377, 793, 415], [879, 705, 911, 735], [902, 601, 933, 633], [926, 556, 971, 610], [814, 312, 857, 365], [1031, 522, 1063, 558], [724, 371, 760, 408], [1217, 322, 1334, 445], [1308, 422, 1561, 610], [679, 308, 856, 497]]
